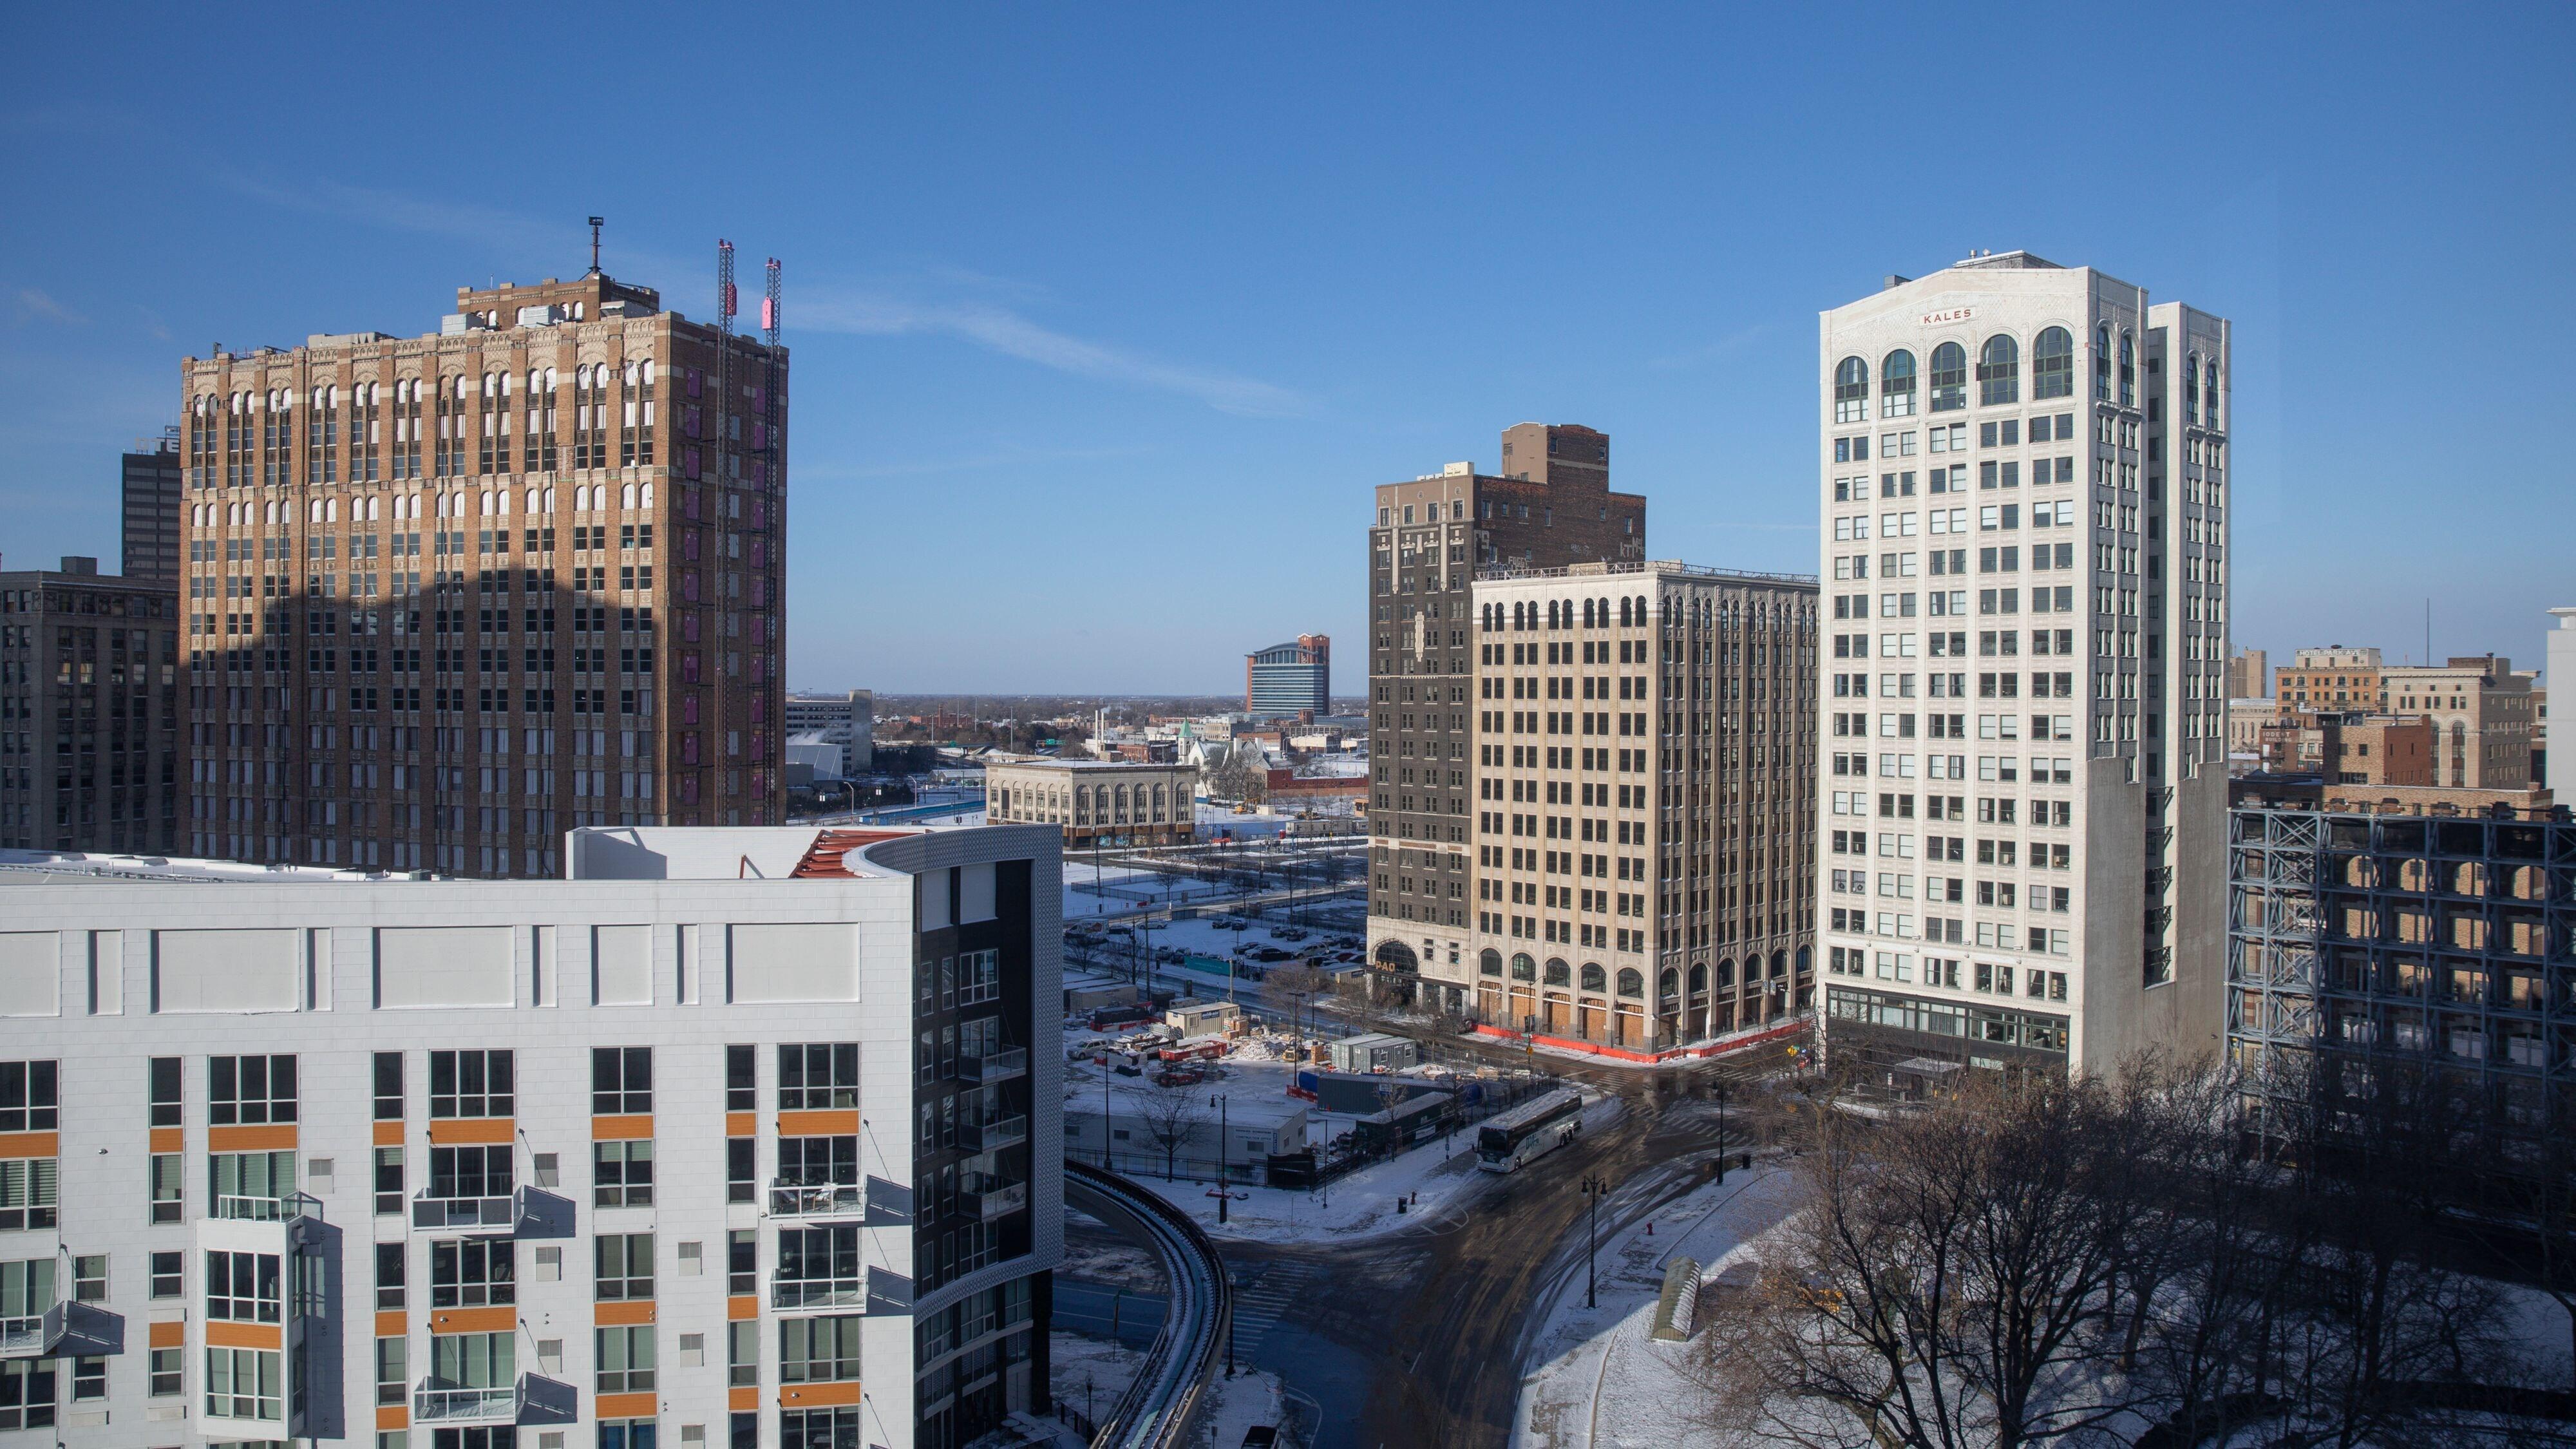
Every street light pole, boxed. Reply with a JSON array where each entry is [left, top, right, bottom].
[[1580, 1175, 1607, 1309], [1217, 1094, 1230, 1224]]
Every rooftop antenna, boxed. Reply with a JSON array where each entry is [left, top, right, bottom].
[[587, 216, 604, 275]]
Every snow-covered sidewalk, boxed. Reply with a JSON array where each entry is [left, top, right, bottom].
[[1513, 1161, 1805, 1448]]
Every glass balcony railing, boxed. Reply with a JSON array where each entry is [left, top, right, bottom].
[[772, 1276, 866, 1311], [961, 1180, 1028, 1222], [0, 1317, 42, 1358], [958, 1046, 1027, 1084], [213, 1194, 293, 1222], [415, 1383, 516, 1423], [413, 1193, 513, 1230], [960, 1115, 1027, 1153], [768, 1181, 864, 1218]]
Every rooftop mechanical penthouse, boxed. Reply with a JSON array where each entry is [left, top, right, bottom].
[[0, 821, 1063, 1449]]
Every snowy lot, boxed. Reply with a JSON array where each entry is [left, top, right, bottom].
[[1049, 1331, 1148, 1430], [1513, 1162, 1806, 1449], [1190, 1366, 1292, 1448]]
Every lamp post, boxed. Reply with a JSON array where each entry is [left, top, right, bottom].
[[1580, 1174, 1609, 1309], [1216, 1094, 1231, 1224], [1712, 1079, 1731, 1183]]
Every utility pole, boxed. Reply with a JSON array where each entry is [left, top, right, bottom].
[[1217, 1094, 1230, 1224], [1712, 1079, 1730, 1182], [1580, 1175, 1608, 1309]]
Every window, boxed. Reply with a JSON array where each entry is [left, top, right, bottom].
[[1880, 350, 1917, 417], [1833, 356, 1870, 422], [2119, 332, 2136, 407], [149, 1056, 182, 1127], [377, 1242, 407, 1309], [427, 1330, 513, 1397], [432, 1238, 515, 1307], [601, 1418, 658, 1449], [374, 1052, 404, 1120], [151, 1250, 184, 1299], [210, 1054, 297, 1125], [1929, 341, 1967, 412], [1977, 335, 2020, 406], [150, 1345, 182, 1397], [207, 1345, 283, 1421], [597, 1233, 654, 1300], [0, 1358, 52, 1430], [0, 1259, 52, 1335], [728, 1231, 757, 1296], [780, 1314, 862, 1383], [0, 1062, 57, 1132], [429, 1050, 514, 1118], [151, 1152, 183, 1224], [592, 1047, 652, 1115], [376, 1146, 405, 1216], [774, 1225, 861, 1308], [209, 1150, 293, 1218], [2032, 327, 2073, 399], [777, 1044, 858, 1110], [69, 1355, 103, 1402], [594, 1140, 655, 1208], [71, 1255, 104, 1303], [727, 1137, 755, 1205], [206, 1249, 281, 1322], [375, 1336, 407, 1406], [730, 1319, 760, 1387], [428, 1144, 511, 1200], [725, 1045, 755, 1111], [597, 1326, 656, 1393], [781, 1409, 861, 1447]]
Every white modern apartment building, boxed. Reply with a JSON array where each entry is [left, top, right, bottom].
[[1435, 560, 1817, 1051], [0, 821, 1061, 1449], [1815, 252, 2230, 1079], [784, 694, 875, 778]]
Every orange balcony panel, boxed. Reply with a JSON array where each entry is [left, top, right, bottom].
[[375, 1310, 406, 1338], [596, 1391, 659, 1419], [207, 1320, 283, 1350], [592, 1115, 654, 1142], [374, 1121, 404, 1147], [776, 1110, 858, 1137], [209, 1124, 298, 1153], [430, 1306, 516, 1335], [780, 1380, 863, 1408], [149, 1128, 184, 1154], [725, 1112, 756, 1137], [147, 1320, 186, 1348], [728, 1296, 758, 1321], [595, 1300, 657, 1327], [377, 1406, 412, 1432], [0, 1132, 61, 1160], [428, 1118, 515, 1146]]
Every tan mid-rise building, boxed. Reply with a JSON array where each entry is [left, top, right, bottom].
[[2274, 645, 2383, 713], [1448, 560, 1817, 1047], [177, 263, 787, 875], [2382, 655, 2536, 789], [1365, 424, 1647, 987], [2226, 647, 2267, 700], [2255, 710, 2432, 784]]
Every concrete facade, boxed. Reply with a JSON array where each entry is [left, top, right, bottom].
[[177, 267, 788, 880], [2552, 611, 2576, 800], [0, 559, 183, 857], [0, 821, 1061, 1449], [1814, 252, 2231, 1081], [1423, 561, 1817, 1050], [2382, 656, 2535, 790]]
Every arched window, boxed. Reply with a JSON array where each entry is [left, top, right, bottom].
[[2094, 324, 2112, 400], [1544, 959, 1569, 987], [1977, 334, 2020, 406], [1510, 953, 1537, 983], [2204, 359, 2221, 430], [1716, 958, 1735, 988], [1771, 950, 1788, 978], [2118, 332, 2136, 408], [1581, 598, 1595, 629], [1657, 968, 1679, 1001], [1797, 946, 1812, 975], [1929, 341, 1967, 412], [1833, 356, 1869, 423], [2183, 352, 2201, 424], [639, 483, 653, 509], [1479, 949, 1503, 978], [1687, 963, 1707, 994], [1615, 968, 1644, 999], [1880, 350, 1917, 417], [620, 483, 637, 509], [2032, 327, 2074, 400], [1580, 963, 1605, 992]]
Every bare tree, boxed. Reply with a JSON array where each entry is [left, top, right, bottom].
[[1263, 961, 1331, 1041], [1135, 1082, 1202, 1182]]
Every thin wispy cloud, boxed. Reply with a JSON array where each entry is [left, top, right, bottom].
[[1648, 323, 1766, 370], [205, 169, 1309, 419], [801, 442, 1157, 482], [796, 287, 1309, 419], [12, 289, 87, 327]]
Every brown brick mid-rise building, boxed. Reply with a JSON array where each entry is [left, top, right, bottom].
[[0, 557, 183, 854], [178, 264, 786, 875], [1365, 423, 1645, 985], [2255, 710, 2432, 784]]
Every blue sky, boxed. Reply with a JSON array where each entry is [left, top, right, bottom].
[[3, 5, 2570, 694]]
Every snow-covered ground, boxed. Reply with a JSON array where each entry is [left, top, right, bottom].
[[1191, 1365, 1291, 1447], [1050, 1331, 1148, 1430], [1130, 1089, 1624, 1245], [1513, 1162, 1806, 1448]]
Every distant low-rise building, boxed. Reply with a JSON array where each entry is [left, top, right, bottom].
[[2275, 646, 2385, 714], [2383, 656, 2535, 790], [2257, 711, 2432, 784], [786, 688, 874, 775], [984, 757, 1195, 847]]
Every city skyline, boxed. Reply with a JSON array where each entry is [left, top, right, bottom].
[[3, 6, 2571, 692]]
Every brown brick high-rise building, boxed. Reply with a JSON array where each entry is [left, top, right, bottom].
[[178, 262, 786, 875], [1365, 423, 1645, 985]]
